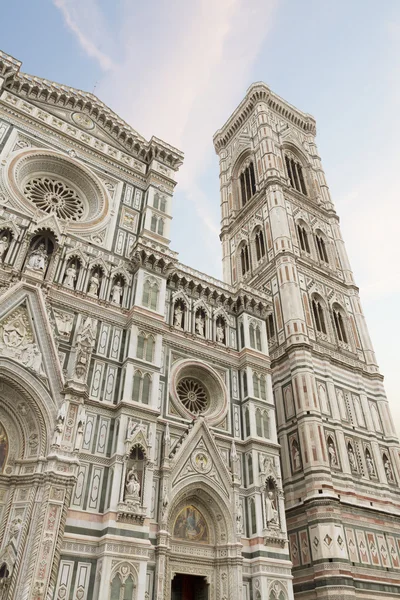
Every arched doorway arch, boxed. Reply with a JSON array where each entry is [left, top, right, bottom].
[[161, 482, 241, 600]]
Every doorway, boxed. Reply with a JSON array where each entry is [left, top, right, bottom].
[[171, 574, 208, 600]]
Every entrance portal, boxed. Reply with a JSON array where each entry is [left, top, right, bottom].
[[171, 574, 208, 600]]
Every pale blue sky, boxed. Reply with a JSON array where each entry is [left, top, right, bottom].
[[2, 0, 400, 431]]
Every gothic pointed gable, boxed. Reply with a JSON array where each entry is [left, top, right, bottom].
[[170, 418, 233, 497], [0, 282, 64, 401]]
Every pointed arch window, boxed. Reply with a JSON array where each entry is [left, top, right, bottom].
[[266, 313, 275, 341], [137, 332, 155, 362], [255, 228, 266, 261], [253, 373, 267, 400], [142, 279, 159, 311], [244, 406, 250, 437], [316, 234, 329, 263], [249, 497, 257, 534], [333, 307, 348, 343], [312, 298, 327, 334], [132, 371, 152, 404], [285, 154, 307, 195], [150, 214, 158, 232], [249, 322, 262, 351], [239, 161, 256, 206], [240, 244, 250, 276], [297, 224, 310, 253]]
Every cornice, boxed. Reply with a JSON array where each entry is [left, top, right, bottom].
[[0, 49, 184, 170], [213, 82, 316, 152]]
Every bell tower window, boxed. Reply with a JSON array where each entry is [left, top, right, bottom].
[[297, 224, 310, 253], [255, 229, 266, 261], [239, 161, 256, 206], [333, 308, 348, 343], [285, 154, 307, 195], [240, 244, 250, 276], [312, 298, 327, 334], [316, 235, 329, 263]]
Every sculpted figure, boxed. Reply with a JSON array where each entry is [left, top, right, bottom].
[[174, 305, 183, 328], [0, 235, 9, 261], [216, 322, 225, 343], [265, 490, 279, 527], [236, 501, 243, 534], [111, 281, 123, 305], [125, 466, 140, 498], [348, 445, 357, 472], [28, 243, 48, 271], [366, 452, 375, 477], [52, 413, 64, 447], [64, 264, 77, 289], [88, 272, 100, 297], [384, 457, 394, 482], [195, 313, 205, 336], [328, 441, 338, 467]]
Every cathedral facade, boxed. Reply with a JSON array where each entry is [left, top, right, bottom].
[[0, 50, 398, 600]]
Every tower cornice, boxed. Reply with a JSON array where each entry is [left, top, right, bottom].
[[213, 82, 317, 152]]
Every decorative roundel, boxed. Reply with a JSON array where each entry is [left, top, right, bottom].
[[177, 378, 209, 415], [71, 112, 95, 130], [8, 149, 109, 232], [24, 177, 84, 221], [170, 359, 228, 426]]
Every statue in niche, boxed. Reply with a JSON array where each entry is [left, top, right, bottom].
[[265, 489, 279, 528], [291, 439, 301, 471], [365, 449, 375, 477], [8, 517, 22, 547], [195, 313, 205, 336], [74, 317, 96, 380], [64, 263, 77, 289], [0, 235, 9, 261], [27, 243, 48, 271], [161, 487, 169, 520], [328, 439, 338, 467], [347, 444, 358, 472], [88, 272, 100, 297], [74, 407, 86, 451], [125, 466, 141, 499], [236, 501, 243, 534], [52, 412, 65, 447], [174, 304, 183, 329], [216, 321, 225, 343], [111, 280, 123, 305], [383, 455, 395, 483]]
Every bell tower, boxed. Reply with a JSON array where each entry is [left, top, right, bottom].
[[214, 83, 400, 600]]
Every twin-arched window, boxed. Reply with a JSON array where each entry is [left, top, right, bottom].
[[312, 297, 327, 334], [240, 244, 250, 276], [153, 193, 167, 212], [285, 154, 307, 195], [254, 228, 266, 261], [253, 373, 267, 400], [150, 213, 165, 236], [316, 234, 329, 263], [249, 322, 262, 351], [132, 371, 151, 404], [256, 408, 270, 439], [297, 224, 310, 254], [333, 306, 348, 343], [142, 279, 159, 311], [239, 161, 256, 206], [136, 332, 155, 362]]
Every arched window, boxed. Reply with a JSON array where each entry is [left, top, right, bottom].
[[260, 375, 267, 400], [247, 454, 254, 485], [285, 154, 307, 195], [150, 214, 158, 232], [266, 313, 275, 342], [240, 244, 250, 276], [312, 297, 327, 334], [240, 322, 245, 348], [332, 305, 348, 343], [297, 224, 310, 253], [160, 197, 167, 212], [243, 371, 248, 397], [262, 410, 269, 438], [316, 234, 329, 263], [153, 193, 159, 210], [158, 218, 164, 236], [239, 161, 256, 206], [256, 409, 263, 436], [153, 194, 167, 212], [253, 373, 261, 398], [254, 228, 266, 261], [142, 279, 159, 311], [249, 322, 262, 350], [132, 371, 152, 404], [244, 406, 250, 437], [137, 332, 155, 362], [249, 497, 256, 534]]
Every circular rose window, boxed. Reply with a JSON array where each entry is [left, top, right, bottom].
[[170, 359, 228, 426], [7, 149, 109, 232], [177, 378, 209, 414], [24, 177, 84, 221]]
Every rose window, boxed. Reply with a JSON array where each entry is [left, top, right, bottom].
[[23, 177, 84, 221], [176, 378, 209, 414]]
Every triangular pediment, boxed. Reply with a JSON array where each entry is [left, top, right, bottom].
[[0, 283, 64, 400], [171, 418, 232, 497]]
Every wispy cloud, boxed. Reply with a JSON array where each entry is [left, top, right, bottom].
[[52, 0, 278, 245], [53, 0, 116, 71]]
